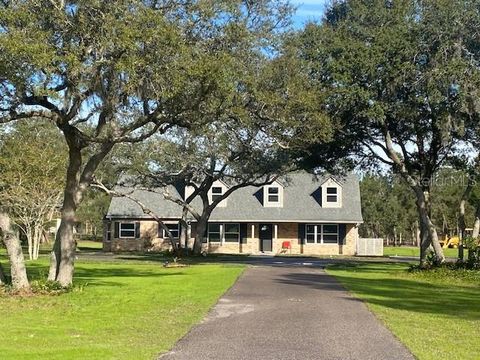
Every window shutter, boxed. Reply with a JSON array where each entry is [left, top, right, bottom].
[[114, 222, 119, 238], [339, 224, 347, 244], [135, 222, 141, 239], [157, 223, 163, 238], [298, 223, 305, 244], [240, 223, 248, 244]]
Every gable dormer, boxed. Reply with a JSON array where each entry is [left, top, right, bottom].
[[263, 181, 284, 208], [208, 180, 228, 207], [320, 177, 342, 208]]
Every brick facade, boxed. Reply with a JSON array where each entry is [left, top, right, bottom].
[[104, 220, 358, 255]]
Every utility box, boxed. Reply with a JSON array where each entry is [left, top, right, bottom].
[[357, 238, 383, 256]]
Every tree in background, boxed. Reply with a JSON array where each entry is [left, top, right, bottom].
[[0, 0, 293, 285], [360, 169, 480, 249], [360, 173, 417, 245], [299, 0, 480, 265], [0, 122, 66, 260]]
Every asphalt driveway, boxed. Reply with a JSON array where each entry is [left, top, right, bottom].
[[159, 265, 414, 360]]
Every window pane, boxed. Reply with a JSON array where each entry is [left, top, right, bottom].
[[323, 234, 338, 243], [120, 223, 135, 238], [164, 228, 179, 238], [209, 224, 221, 232], [306, 225, 315, 234], [212, 187, 223, 194], [225, 223, 239, 233], [323, 225, 338, 234], [306, 234, 315, 243], [327, 187, 337, 194], [225, 233, 239, 242], [268, 195, 279, 202], [212, 194, 222, 202], [121, 223, 135, 230], [209, 233, 221, 242], [268, 187, 279, 194], [327, 195, 337, 202], [120, 230, 135, 237]]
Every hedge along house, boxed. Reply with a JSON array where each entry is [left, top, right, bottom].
[[103, 172, 363, 255]]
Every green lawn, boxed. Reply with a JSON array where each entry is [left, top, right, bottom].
[[327, 263, 480, 360], [384, 246, 462, 258], [0, 258, 244, 360]]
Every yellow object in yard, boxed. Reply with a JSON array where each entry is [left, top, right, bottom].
[[441, 229, 473, 249], [442, 236, 460, 249]]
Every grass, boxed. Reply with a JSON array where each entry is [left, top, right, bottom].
[[384, 246, 462, 258], [327, 262, 480, 360], [0, 257, 244, 360]]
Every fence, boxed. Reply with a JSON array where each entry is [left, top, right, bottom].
[[357, 238, 383, 256]]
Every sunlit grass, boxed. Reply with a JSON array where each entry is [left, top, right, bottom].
[[0, 258, 244, 360], [327, 263, 480, 360]]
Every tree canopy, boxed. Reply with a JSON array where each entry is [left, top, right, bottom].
[[298, 0, 480, 264]]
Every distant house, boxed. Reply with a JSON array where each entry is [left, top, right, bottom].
[[103, 172, 363, 255]]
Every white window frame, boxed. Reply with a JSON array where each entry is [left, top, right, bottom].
[[321, 178, 342, 208], [207, 223, 240, 243], [209, 181, 228, 207], [306, 224, 317, 244], [263, 182, 284, 208], [208, 223, 222, 243], [267, 187, 280, 203], [211, 186, 223, 202], [224, 223, 240, 243], [106, 223, 112, 241], [119, 222, 136, 239], [162, 223, 180, 239], [322, 224, 340, 244], [305, 224, 339, 244], [326, 187, 338, 203]]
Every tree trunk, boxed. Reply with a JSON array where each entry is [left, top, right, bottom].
[[0, 214, 30, 291], [33, 225, 42, 260], [415, 221, 421, 247], [458, 181, 473, 261], [48, 170, 80, 286], [194, 216, 208, 255], [415, 189, 445, 266], [48, 204, 77, 286], [0, 261, 7, 285], [26, 227, 33, 261], [179, 207, 189, 254], [472, 204, 480, 240]]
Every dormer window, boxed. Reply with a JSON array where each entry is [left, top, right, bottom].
[[320, 177, 342, 208], [268, 187, 279, 202], [211, 186, 223, 202], [326, 187, 338, 203], [263, 182, 283, 207], [209, 181, 228, 207]]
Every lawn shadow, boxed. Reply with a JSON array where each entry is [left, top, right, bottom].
[[276, 265, 480, 320]]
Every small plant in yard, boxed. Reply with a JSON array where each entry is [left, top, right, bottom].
[[462, 236, 480, 269], [408, 263, 480, 283], [30, 280, 72, 295]]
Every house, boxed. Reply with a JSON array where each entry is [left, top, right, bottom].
[[103, 172, 363, 255]]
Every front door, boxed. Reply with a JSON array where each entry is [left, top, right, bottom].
[[259, 224, 273, 252]]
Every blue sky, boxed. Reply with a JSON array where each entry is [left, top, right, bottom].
[[291, 0, 328, 28]]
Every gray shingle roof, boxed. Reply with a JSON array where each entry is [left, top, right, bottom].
[[106, 172, 363, 223]]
